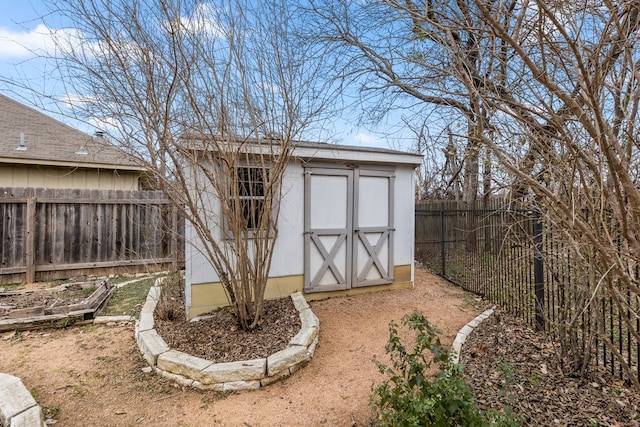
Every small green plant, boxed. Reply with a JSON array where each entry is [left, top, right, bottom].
[[496, 361, 520, 419], [42, 405, 60, 421], [527, 369, 541, 388], [371, 312, 521, 427], [497, 362, 515, 398], [50, 317, 73, 329]]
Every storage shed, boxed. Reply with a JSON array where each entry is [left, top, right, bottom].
[[185, 140, 423, 318]]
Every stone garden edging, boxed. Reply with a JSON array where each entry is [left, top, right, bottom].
[[449, 306, 495, 365], [0, 373, 46, 427], [134, 278, 320, 391]]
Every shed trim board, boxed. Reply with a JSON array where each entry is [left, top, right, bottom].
[[184, 136, 423, 166], [185, 141, 422, 318]]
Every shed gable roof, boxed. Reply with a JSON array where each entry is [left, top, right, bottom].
[[292, 140, 423, 166], [0, 94, 143, 171], [184, 135, 424, 166]]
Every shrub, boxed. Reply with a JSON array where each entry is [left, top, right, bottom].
[[155, 275, 183, 321], [371, 312, 521, 427]]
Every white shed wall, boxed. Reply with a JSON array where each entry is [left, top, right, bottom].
[[268, 162, 306, 276], [185, 156, 220, 288], [185, 153, 420, 298], [393, 166, 416, 269], [185, 159, 306, 287]]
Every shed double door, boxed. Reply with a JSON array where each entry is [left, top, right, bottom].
[[304, 166, 394, 293]]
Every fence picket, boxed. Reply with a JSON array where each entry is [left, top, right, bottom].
[[0, 187, 184, 283]]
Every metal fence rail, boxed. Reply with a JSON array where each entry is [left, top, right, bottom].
[[415, 200, 640, 387]]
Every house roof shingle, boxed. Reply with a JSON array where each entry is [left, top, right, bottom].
[[0, 93, 143, 171]]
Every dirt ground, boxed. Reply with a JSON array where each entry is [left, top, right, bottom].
[[0, 268, 483, 427]]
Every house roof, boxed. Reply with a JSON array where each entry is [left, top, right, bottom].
[[0, 93, 144, 171]]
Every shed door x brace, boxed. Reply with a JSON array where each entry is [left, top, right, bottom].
[[303, 166, 395, 293]]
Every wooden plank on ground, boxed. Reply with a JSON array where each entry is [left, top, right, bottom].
[[9, 305, 45, 318], [82, 280, 110, 309], [0, 314, 68, 332]]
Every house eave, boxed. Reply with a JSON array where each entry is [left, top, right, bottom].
[[0, 156, 147, 172]]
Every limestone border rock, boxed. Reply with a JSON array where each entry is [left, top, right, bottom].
[[0, 373, 46, 427], [449, 306, 495, 365], [134, 278, 320, 391]]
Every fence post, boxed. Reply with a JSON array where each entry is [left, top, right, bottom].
[[171, 204, 178, 272], [532, 208, 545, 331], [440, 203, 445, 276], [25, 196, 36, 284]]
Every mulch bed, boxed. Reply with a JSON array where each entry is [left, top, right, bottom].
[[153, 279, 301, 363], [461, 309, 640, 426]]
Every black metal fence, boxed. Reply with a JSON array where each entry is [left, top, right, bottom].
[[415, 199, 640, 387]]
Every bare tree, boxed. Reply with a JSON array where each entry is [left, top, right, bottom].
[[41, 0, 335, 330], [306, 0, 513, 201], [313, 0, 640, 387], [409, 121, 467, 200], [468, 0, 640, 387]]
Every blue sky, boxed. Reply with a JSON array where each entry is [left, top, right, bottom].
[[0, 1, 54, 66], [0, 0, 411, 150]]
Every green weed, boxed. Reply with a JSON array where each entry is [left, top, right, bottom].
[[371, 312, 521, 427]]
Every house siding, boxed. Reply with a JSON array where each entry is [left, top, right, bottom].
[[0, 164, 140, 190]]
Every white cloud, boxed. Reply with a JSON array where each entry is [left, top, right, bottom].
[[0, 24, 49, 58], [59, 93, 97, 106], [176, 3, 223, 37], [0, 24, 84, 59]]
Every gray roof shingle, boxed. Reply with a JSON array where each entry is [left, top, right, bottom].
[[0, 94, 143, 170]]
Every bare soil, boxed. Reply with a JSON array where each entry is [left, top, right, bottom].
[[0, 267, 481, 426], [2, 268, 640, 426], [0, 284, 97, 311]]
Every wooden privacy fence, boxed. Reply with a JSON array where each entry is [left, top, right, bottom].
[[0, 188, 184, 284]]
